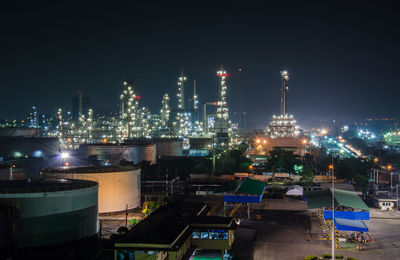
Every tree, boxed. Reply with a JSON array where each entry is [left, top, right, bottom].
[[300, 165, 315, 187], [266, 149, 301, 173]]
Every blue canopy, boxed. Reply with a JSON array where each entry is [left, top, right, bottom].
[[324, 210, 369, 220], [334, 218, 368, 232]]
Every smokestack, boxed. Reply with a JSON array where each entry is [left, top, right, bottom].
[[280, 71, 289, 116]]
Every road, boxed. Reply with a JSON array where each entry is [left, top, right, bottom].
[[231, 198, 400, 260]]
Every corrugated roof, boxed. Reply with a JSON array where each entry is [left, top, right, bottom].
[[236, 178, 266, 196], [306, 188, 369, 211]]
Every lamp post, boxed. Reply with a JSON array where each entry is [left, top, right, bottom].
[[388, 165, 393, 196]]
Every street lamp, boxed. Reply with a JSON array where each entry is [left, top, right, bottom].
[[60, 152, 69, 159]]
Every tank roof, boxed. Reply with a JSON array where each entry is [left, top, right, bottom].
[[0, 179, 97, 193], [42, 165, 139, 174]]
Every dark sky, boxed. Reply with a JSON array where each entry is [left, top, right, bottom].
[[1, 1, 399, 129]]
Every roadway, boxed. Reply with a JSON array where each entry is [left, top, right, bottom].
[[231, 198, 400, 260]]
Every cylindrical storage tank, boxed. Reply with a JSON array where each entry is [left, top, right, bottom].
[[0, 179, 98, 247], [42, 166, 141, 214], [123, 144, 156, 164], [79, 143, 156, 165], [155, 139, 183, 156], [0, 205, 18, 259]]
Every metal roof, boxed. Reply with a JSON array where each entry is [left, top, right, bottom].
[[334, 218, 369, 232], [306, 188, 369, 211], [236, 178, 266, 196]]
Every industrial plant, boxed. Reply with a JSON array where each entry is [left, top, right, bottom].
[[50, 67, 234, 156]]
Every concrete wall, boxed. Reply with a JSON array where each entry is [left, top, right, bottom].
[[43, 169, 141, 213]]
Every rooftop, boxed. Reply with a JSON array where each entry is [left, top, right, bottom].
[[116, 201, 207, 246], [306, 188, 369, 211], [42, 165, 139, 174], [236, 178, 266, 196]]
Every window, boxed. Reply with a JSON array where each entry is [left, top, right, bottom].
[[201, 231, 209, 239], [209, 230, 228, 240], [192, 229, 201, 239]]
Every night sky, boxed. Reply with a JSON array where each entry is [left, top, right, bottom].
[[1, 1, 399, 129]]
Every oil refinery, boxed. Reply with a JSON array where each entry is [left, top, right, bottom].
[[51, 67, 235, 156]]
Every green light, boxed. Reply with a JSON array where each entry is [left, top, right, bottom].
[[13, 151, 23, 158]]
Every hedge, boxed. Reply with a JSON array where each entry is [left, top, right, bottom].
[[304, 256, 318, 260]]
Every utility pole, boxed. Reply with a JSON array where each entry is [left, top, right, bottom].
[[397, 185, 399, 212], [212, 135, 216, 176]]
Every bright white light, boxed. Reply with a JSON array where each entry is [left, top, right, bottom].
[[61, 152, 69, 159]]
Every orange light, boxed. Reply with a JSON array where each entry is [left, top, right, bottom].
[[249, 165, 253, 169], [67, 138, 72, 143], [65, 162, 69, 166], [256, 139, 260, 144], [387, 165, 392, 171], [302, 139, 308, 144], [102, 138, 108, 144], [329, 164, 333, 170], [263, 139, 267, 144], [374, 158, 379, 163]]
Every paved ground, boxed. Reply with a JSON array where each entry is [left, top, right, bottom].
[[231, 198, 400, 260]]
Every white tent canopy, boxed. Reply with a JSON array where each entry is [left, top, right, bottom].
[[286, 185, 304, 196]]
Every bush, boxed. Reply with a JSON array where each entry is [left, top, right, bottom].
[[321, 255, 344, 259], [304, 256, 318, 260], [346, 258, 358, 260]]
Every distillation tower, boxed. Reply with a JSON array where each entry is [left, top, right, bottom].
[[267, 70, 299, 138]]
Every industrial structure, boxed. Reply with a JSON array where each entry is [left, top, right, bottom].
[[0, 179, 98, 247], [7, 67, 236, 158], [78, 142, 156, 165], [266, 71, 300, 138], [42, 166, 141, 214]]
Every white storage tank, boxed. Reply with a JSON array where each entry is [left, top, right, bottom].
[[0, 179, 98, 247], [42, 166, 141, 214]]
